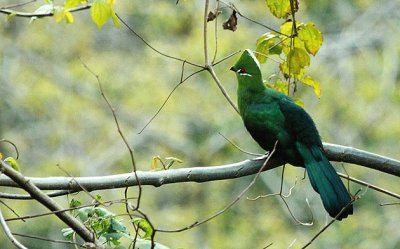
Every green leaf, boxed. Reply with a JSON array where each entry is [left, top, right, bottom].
[[69, 198, 82, 209], [301, 75, 321, 97], [298, 22, 323, 55], [266, 0, 291, 19], [133, 218, 153, 240], [91, 0, 112, 29], [110, 217, 128, 234], [94, 207, 113, 218], [4, 157, 21, 172], [61, 228, 75, 240], [134, 239, 171, 249], [255, 33, 282, 63], [77, 207, 94, 222]]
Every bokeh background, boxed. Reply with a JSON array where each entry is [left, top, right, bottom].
[[0, 0, 399, 248]]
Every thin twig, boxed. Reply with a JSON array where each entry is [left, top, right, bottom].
[[301, 189, 362, 249], [211, 1, 220, 64], [338, 172, 400, 199], [156, 141, 277, 233], [5, 198, 136, 222], [218, 1, 285, 35], [138, 65, 206, 134], [207, 65, 239, 113], [204, 0, 210, 65], [0, 139, 19, 159], [0, 200, 25, 222], [116, 13, 203, 69], [0, 207, 27, 249], [218, 132, 262, 156], [12, 233, 84, 247], [0, 0, 37, 10]]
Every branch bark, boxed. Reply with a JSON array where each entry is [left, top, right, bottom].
[[0, 161, 96, 244], [0, 143, 398, 192]]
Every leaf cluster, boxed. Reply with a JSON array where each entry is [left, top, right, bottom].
[[255, 0, 323, 103], [31, 0, 120, 28]]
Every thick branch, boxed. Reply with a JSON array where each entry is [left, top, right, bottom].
[[0, 144, 398, 192], [0, 161, 95, 244]]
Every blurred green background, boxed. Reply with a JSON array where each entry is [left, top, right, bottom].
[[0, 0, 399, 248]]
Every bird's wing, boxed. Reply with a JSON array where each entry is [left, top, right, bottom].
[[277, 97, 323, 148]]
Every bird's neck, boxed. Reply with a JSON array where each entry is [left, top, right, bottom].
[[237, 78, 266, 115]]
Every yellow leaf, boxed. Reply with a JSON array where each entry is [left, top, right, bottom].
[[266, 0, 291, 19], [151, 156, 160, 170], [273, 79, 289, 95], [298, 22, 323, 56], [293, 98, 304, 108], [287, 48, 310, 74], [6, 11, 17, 22], [64, 0, 81, 9], [91, 0, 112, 29], [110, 10, 120, 28], [301, 75, 321, 97], [65, 11, 74, 23], [54, 7, 66, 23], [4, 157, 21, 172]]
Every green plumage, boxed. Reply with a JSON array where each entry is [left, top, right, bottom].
[[231, 49, 353, 220]]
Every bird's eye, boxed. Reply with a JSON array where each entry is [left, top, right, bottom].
[[237, 68, 247, 74]]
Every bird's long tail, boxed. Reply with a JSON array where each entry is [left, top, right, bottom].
[[296, 143, 353, 220]]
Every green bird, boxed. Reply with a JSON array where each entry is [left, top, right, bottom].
[[231, 49, 353, 220]]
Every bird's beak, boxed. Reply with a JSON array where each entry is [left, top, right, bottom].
[[230, 66, 236, 72]]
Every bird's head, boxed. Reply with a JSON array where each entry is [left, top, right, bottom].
[[230, 49, 262, 79], [230, 49, 264, 90]]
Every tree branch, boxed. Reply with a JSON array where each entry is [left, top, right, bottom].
[[0, 207, 27, 249], [0, 144, 398, 193], [0, 161, 95, 244]]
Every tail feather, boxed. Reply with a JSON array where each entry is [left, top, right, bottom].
[[296, 143, 353, 220]]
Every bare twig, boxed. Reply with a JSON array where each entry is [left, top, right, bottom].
[[0, 139, 19, 159], [218, 132, 262, 156], [156, 141, 278, 233], [338, 172, 400, 199], [204, 0, 210, 65], [0, 207, 27, 249], [218, 1, 284, 35], [207, 65, 240, 113], [138, 64, 206, 134], [0, 200, 25, 222], [116, 13, 203, 68], [12, 233, 84, 247], [5, 198, 136, 222], [301, 189, 362, 249]]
